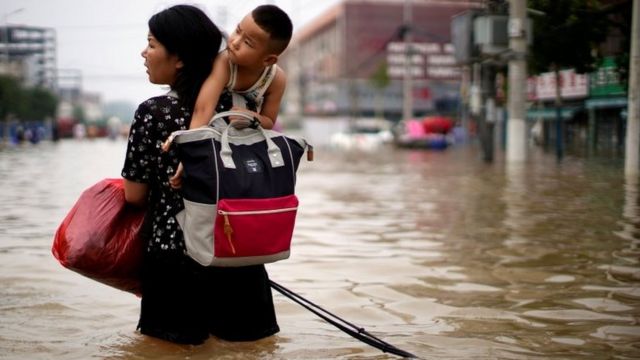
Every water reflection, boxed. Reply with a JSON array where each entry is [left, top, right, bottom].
[[0, 140, 639, 359]]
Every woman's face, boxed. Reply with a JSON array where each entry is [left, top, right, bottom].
[[141, 32, 182, 85]]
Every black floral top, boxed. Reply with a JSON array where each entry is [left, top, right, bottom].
[[121, 94, 190, 254]]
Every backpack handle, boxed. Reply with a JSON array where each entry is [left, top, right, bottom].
[[209, 110, 255, 128], [216, 111, 285, 170]]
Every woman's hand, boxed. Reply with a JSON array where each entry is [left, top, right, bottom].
[[169, 162, 184, 189]]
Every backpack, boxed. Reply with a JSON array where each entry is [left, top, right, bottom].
[[167, 111, 312, 266]]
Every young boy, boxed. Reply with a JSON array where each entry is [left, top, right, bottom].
[[190, 4, 293, 130], [167, 4, 292, 188]]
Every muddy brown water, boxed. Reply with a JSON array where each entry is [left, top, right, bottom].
[[0, 138, 638, 359]]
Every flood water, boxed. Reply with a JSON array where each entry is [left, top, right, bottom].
[[0, 138, 639, 359]]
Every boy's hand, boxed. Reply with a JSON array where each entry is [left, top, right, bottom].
[[169, 162, 184, 189], [229, 108, 259, 129]]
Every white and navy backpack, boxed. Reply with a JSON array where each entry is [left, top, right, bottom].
[[166, 111, 312, 267]]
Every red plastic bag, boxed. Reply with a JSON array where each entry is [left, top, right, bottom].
[[52, 178, 145, 295]]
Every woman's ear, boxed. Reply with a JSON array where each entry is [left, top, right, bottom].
[[176, 59, 184, 69]]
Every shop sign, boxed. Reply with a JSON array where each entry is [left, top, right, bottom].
[[589, 57, 626, 97], [386, 42, 460, 80], [534, 69, 589, 101]]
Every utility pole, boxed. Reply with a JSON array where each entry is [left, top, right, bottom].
[[480, 65, 496, 162], [506, 0, 527, 162], [625, 0, 640, 176], [402, 0, 413, 120]]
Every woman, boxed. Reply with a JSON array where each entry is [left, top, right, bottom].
[[122, 5, 279, 345]]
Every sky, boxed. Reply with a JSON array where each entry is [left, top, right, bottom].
[[1, 0, 340, 106]]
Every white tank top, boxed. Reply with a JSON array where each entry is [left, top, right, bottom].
[[226, 61, 278, 113]]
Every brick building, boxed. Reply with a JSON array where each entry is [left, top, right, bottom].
[[280, 0, 483, 122]]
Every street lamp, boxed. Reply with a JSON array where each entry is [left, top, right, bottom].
[[3, 8, 24, 67]]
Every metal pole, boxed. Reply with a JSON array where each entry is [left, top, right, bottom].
[[480, 64, 496, 162], [625, 0, 640, 176], [402, 0, 413, 120], [460, 65, 470, 142], [506, 0, 527, 162]]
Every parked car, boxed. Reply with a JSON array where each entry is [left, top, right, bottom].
[[329, 118, 394, 151]]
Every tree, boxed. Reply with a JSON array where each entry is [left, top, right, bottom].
[[528, 0, 610, 157], [0, 75, 26, 121], [72, 104, 86, 124], [600, 0, 633, 88], [529, 0, 609, 74], [0, 75, 59, 143], [369, 61, 390, 119], [22, 87, 58, 121], [0, 75, 26, 143]]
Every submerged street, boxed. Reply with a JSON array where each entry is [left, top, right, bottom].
[[0, 137, 638, 359]]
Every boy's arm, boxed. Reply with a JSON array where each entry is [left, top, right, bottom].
[[228, 67, 286, 130], [253, 67, 287, 130], [190, 52, 230, 129]]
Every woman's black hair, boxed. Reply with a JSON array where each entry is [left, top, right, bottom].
[[148, 5, 222, 109]]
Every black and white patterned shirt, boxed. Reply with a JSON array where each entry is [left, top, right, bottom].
[[121, 94, 190, 254]]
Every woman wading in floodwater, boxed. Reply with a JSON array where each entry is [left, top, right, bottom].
[[121, 5, 279, 345]]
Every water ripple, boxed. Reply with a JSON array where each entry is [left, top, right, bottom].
[[1, 141, 639, 358]]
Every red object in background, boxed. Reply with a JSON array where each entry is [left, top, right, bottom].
[[422, 116, 454, 134], [52, 178, 145, 295], [413, 87, 432, 100], [56, 118, 76, 138]]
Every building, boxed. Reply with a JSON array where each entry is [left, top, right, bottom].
[[279, 0, 483, 124], [524, 0, 633, 154], [0, 25, 57, 90]]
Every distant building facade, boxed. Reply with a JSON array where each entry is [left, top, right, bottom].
[[0, 25, 57, 90], [279, 0, 483, 122]]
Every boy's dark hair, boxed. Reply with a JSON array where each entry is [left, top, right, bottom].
[[252, 5, 293, 55], [149, 5, 222, 109]]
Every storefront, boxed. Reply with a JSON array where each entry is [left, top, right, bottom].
[[525, 57, 628, 154], [526, 69, 589, 150], [586, 57, 627, 153]]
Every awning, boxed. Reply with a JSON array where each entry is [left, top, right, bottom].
[[526, 107, 581, 121], [585, 97, 627, 109]]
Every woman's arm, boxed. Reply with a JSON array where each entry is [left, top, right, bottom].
[[121, 101, 152, 206], [123, 179, 148, 207]]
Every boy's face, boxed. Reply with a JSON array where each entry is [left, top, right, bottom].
[[227, 14, 276, 68]]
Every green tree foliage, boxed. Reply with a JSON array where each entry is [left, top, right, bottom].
[[600, 0, 633, 87], [369, 62, 390, 119], [23, 87, 58, 121], [370, 61, 390, 89], [72, 104, 85, 124], [0, 75, 58, 121], [528, 0, 610, 74], [0, 75, 26, 120]]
